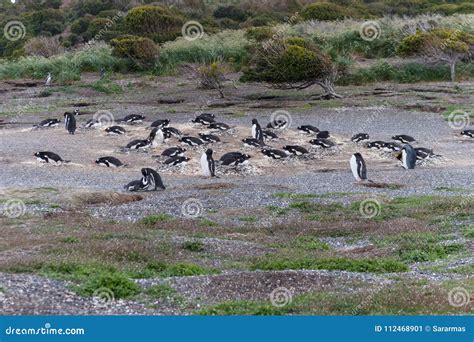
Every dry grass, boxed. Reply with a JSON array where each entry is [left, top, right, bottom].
[[72, 192, 143, 205]]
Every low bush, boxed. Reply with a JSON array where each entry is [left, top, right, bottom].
[[111, 35, 159, 69]]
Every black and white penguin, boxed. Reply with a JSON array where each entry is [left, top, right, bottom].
[[180, 136, 205, 146], [309, 138, 335, 148], [45, 72, 52, 86], [267, 119, 287, 129], [126, 138, 151, 150], [120, 114, 145, 124], [383, 142, 403, 152], [351, 133, 369, 143], [397, 144, 417, 170], [192, 113, 215, 125], [219, 152, 251, 166], [64, 112, 76, 135], [209, 122, 230, 131], [161, 147, 186, 158], [35, 118, 61, 128], [242, 138, 265, 147], [34, 151, 69, 164], [262, 130, 278, 140], [74, 109, 80, 116], [366, 141, 386, 149], [126, 129, 161, 150], [85, 119, 101, 129], [415, 147, 439, 160], [251, 119, 264, 141], [105, 126, 126, 135], [283, 145, 309, 156], [162, 127, 182, 138], [460, 130, 474, 138], [350, 153, 367, 182], [392, 134, 416, 144], [261, 148, 287, 159], [316, 131, 330, 139], [164, 156, 190, 166], [297, 125, 319, 134], [150, 119, 170, 128], [199, 133, 221, 143], [95, 156, 125, 168], [141, 168, 166, 190], [201, 149, 217, 177], [125, 179, 148, 192], [147, 127, 164, 147]]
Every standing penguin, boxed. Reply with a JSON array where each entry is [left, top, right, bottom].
[[64, 112, 76, 135], [350, 153, 368, 182], [45, 72, 52, 86], [397, 144, 417, 170], [251, 119, 263, 141], [201, 149, 217, 177]]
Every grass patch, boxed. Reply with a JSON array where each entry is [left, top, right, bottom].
[[434, 186, 469, 193], [75, 272, 140, 299], [238, 216, 258, 223], [273, 192, 317, 200], [291, 236, 330, 251], [266, 205, 290, 216], [140, 214, 172, 225], [128, 261, 214, 279], [144, 284, 183, 304], [251, 256, 408, 273], [182, 241, 205, 252], [198, 218, 217, 227], [89, 79, 122, 94]]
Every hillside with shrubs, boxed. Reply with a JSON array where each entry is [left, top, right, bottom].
[[0, 0, 473, 89]]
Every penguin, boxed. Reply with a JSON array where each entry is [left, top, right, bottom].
[[100, 67, 106, 79], [192, 113, 215, 125], [64, 112, 76, 135], [105, 126, 126, 135], [242, 138, 265, 147], [34, 151, 69, 164], [164, 156, 190, 166], [219, 152, 251, 166], [150, 119, 170, 128], [45, 72, 51, 86], [125, 179, 148, 192], [309, 138, 335, 148], [208, 122, 230, 131], [251, 119, 264, 141], [148, 127, 164, 147], [126, 138, 151, 150], [351, 133, 369, 143], [141, 168, 166, 190], [316, 131, 330, 139], [180, 136, 205, 146], [162, 127, 182, 138], [383, 142, 403, 152], [283, 145, 309, 156], [415, 147, 440, 160], [262, 130, 278, 140], [160, 147, 186, 158], [297, 125, 319, 134], [74, 109, 80, 116], [267, 119, 287, 129], [261, 148, 288, 159], [366, 141, 386, 149], [392, 135, 416, 144], [350, 153, 368, 182], [95, 156, 125, 168], [199, 133, 221, 143], [120, 114, 145, 124], [397, 144, 417, 170], [35, 118, 60, 128], [85, 119, 101, 129], [201, 149, 217, 177], [460, 130, 474, 138]]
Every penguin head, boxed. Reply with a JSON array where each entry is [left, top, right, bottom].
[[252, 119, 258, 125], [74, 109, 80, 116], [353, 152, 362, 159], [34, 152, 40, 157], [205, 149, 213, 157], [244, 154, 251, 159]]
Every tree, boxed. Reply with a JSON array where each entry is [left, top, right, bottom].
[[398, 28, 474, 82], [243, 37, 342, 99]]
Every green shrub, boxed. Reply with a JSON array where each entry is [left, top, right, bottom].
[[245, 27, 274, 42], [302, 3, 351, 21], [160, 263, 210, 277], [125, 5, 183, 43], [182, 241, 205, 252], [76, 272, 140, 299], [213, 5, 248, 22], [140, 214, 172, 225], [111, 35, 159, 69], [90, 79, 122, 94]]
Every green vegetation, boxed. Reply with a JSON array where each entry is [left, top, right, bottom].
[[182, 241, 205, 252], [140, 214, 173, 225], [251, 256, 408, 273]]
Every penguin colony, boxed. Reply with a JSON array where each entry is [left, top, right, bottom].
[[32, 110, 472, 191]]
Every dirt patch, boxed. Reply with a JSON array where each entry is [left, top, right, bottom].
[[72, 192, 143, 206], [192, 183, 235, 190]]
